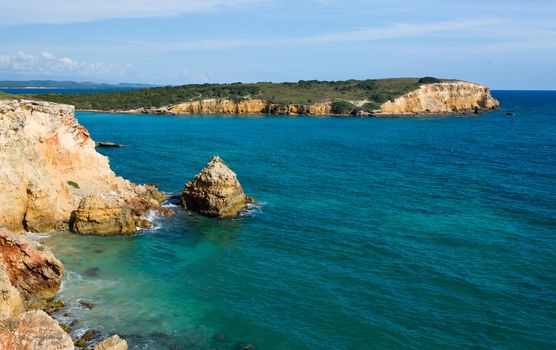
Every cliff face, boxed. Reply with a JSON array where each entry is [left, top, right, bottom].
[[0, 99, 161, 233], [155, 81, 497, 117], [378, 81, 499, 115], [170, 99, 268, 114], [167, 99, 333, 116]]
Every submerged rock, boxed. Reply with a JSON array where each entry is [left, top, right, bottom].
[[71, 195, 137, 236], [180, 156, 254, 218], [95, 141, 124, 148], [93, 334, 128, 350], [0, 228, 64, 303]]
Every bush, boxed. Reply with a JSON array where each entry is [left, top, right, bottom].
[[332, 101, 356, 115], [418, 77, 441, 84], [360, 102, 382, 112], [67, 180, 80, 189]]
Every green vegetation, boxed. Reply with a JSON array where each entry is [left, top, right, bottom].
[[29, 77, 449, 113], [0, 91, 20, 100], [418, 77, 442, 84], [332, 101, 356, 114], [66, 180, 80, 189]]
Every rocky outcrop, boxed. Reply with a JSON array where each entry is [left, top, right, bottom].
[[0, 262, 24, 321], [378, 81, 499, 115], [93, 335, 128, 350], [0, 99, 164, 234], [0, 228, 63, 303], [0, 310, 74, 350], [167, 99, 333, 116], [71, 195, 137, 236], [180, 156, 254, 218], [0, 229, 73, 349]]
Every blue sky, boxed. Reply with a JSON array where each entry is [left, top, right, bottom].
[[0, 0, 555, 89]]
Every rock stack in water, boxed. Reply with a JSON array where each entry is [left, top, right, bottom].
[[180, 156, 254, 218]]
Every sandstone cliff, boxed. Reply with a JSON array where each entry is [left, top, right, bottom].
[[378, 81, 499, 115], [180, 156, 254, 218], [166, 99, 333, 116], [0, 99, 164, 234], [131, 81, 498, 117]]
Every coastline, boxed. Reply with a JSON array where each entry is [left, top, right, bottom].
[[76, 108, 496, 118]]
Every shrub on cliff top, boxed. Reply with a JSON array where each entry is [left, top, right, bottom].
[[332, 101, 356, 115], [418, 77, 441, 84]]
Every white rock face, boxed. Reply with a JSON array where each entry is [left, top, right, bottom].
[[379, 81, 499, 115], [0, 99, 140, 233]]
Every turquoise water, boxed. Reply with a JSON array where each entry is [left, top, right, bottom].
[[46, 91, 556, 349]]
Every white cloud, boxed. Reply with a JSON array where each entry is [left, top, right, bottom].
[[0, 51, 133, 77], [110, 15, 556, 59], [0, 0, 268, 27], [124, 18, 552, 52]]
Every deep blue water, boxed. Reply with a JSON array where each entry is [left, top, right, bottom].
[[46, 91, 556, 350]]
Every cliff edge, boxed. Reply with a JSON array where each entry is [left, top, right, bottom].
[[126, 81, 499, 116], [378, 81, 499, 115], [0, 99, 163, 233]]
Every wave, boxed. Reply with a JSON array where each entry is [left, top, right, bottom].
[[139, 209, 164, 231], [240, 201, 266, 217]]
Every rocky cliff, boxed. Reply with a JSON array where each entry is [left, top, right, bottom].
[[378, 81, 499, 115], [167, 99, 333, 116], [130, 81, 497, 117], [0, 99, 163, 234]]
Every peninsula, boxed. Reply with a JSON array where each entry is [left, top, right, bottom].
[[28, 77, 499, 116]]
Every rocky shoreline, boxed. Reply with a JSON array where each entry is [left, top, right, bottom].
[[0, 228, 127, 350], [77, 81, 499, 117], [0, 82, 497, 348], [0, 98, 256, 349]]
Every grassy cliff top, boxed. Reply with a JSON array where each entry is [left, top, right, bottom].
[[29, 77, 450, 111], [0, 91, 20, 100]]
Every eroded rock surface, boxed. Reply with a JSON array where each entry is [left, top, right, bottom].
[[0, 99, 164, 233], [93, 335, 128, 350], [379, 81, 499, 115], [0, 228, 63, 302], [0, 262, 24, 321], [0, 310, 74, 350], [180, 156, 253, 218], [71, 195, 137, 236]]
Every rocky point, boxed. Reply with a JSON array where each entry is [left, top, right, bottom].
[[0, 99, 166, 235], [180, 156, 254, 218]]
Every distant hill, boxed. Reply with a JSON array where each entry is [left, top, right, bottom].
[[0, 80, 156, 89]]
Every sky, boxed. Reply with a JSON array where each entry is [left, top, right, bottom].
[[0, 0, 555, 89]]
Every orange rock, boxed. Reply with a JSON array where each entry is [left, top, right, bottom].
[[0, 228, 63, 301]]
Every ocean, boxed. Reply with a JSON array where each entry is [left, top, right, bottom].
[[45, 91, 556, 349], [0, 87, 139, 94]]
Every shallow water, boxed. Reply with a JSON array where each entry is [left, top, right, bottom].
[[46, 91, 556, 349]]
